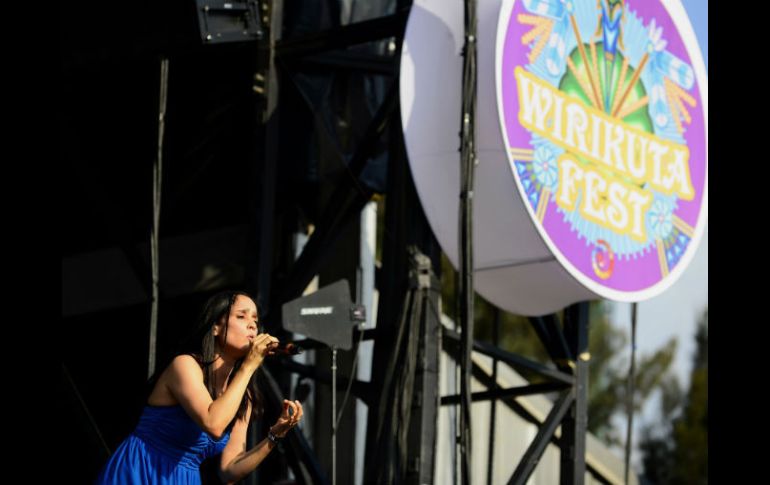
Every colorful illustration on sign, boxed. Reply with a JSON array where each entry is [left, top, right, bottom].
[[498, 0, 706, 295]]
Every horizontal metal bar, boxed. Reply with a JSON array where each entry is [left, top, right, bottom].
[[276, 10, 408, 59], [442, 325, 574, 385], [440, 382, 570, 405]]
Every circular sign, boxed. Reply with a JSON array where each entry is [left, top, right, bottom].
[[496, 0, 707, 301]]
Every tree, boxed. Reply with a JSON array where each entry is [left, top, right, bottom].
[[640, 307, 708, 484], [585, 302, 677, 447]]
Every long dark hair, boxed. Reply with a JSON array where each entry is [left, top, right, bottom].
[[149, 290, 263, 423]]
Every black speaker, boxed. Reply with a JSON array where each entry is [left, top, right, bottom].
[[194, 0, 264, 44]]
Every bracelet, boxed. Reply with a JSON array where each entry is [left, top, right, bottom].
[[267, 430, 281, 445]]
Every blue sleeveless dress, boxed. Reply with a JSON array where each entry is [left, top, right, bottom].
[[95, 405, 231, 484]]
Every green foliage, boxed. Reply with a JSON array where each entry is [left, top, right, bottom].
[[586, 303, 677, 447], [640, 307, 708, 484]]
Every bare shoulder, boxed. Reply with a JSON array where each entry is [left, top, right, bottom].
[[147, 355, 204, 406], [169, 354, 204, 376]]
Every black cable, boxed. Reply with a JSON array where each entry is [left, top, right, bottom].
[[458, 0, 478, 482]]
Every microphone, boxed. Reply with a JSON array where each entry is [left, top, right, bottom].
[[268, 342, 304, 356]]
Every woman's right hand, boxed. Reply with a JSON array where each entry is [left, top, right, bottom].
[[244, 333, 279, 371]]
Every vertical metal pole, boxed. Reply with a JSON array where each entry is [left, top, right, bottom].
[[487, 307, 500, 485], [356, 201, 376, 485], [458, 0, 478, 483], [248, 0, 282, 312], [560, 302, 589, 484], [148, 56, 169, 379], [245, 3, 282, 483], [624, 303, 638, 484], [402, 249, 440, 485], [332, 346, 338, 485]]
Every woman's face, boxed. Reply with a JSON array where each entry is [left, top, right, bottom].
[[215, 295, 259, 358]]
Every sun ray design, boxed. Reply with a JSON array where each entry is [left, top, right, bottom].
[[610, 55, 630, 115], [536, 188, 551, 222], [656, 238, 670, 277], [570, 14, 604, 114], [617, 95, 649, 120], [518, 14, 555, 64], [567, 56, 602, 108], [664, 77, 697, 135], [611, 52, 649, 118], [672, 215, 694, 237], [509, 147, 535, 161], [589, 40, 605, 111]]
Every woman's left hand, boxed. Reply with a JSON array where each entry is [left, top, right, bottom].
[[270, 399, 304, 438]]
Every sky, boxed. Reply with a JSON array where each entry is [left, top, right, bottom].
[[609, 0, 708, 468]]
